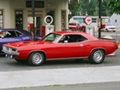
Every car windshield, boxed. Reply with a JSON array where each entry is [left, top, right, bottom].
[[106, 23, 113, 26], [42, 33, 61, 42]]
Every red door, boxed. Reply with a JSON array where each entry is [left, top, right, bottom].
[[51, 42, 85, 59]]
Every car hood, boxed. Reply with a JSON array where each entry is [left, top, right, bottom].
[[4, 40, 53, 47]]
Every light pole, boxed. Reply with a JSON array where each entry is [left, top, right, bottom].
[[32, 0, 35, 40], [98, 0, 101, 38]]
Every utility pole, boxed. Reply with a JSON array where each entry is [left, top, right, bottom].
[[32, 0, 35, 40], [98, 0, 101, 38]]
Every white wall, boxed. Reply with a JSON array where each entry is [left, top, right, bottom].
[[0, 0, 68, 31], [110, 14, 120, 27]]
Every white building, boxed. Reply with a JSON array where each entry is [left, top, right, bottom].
[[110, 13, 120, 27], [0, 0, 68, 36]]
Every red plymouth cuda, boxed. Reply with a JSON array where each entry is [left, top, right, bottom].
[[2, 31, 118, 66]]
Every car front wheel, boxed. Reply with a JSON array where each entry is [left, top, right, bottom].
[[28, 52, 45, 66], [89, 50, 105, 64]]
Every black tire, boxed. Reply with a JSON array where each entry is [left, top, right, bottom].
[[89, 50, 105, 64], [28, 52, 45, 66], [15, 59, 26, 63]]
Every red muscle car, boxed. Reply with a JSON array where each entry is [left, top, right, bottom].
[[2, 31, 118, 66]]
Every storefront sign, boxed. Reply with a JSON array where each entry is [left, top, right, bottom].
[[26, 1, 44, 8], [44, 15, 53, 25], [84, 16, 92, 25]]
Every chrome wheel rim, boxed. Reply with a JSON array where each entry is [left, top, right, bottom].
[[93, 50, 103, 63], [32, 53, 43, 65]]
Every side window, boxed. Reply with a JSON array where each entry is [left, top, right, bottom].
[[4, 31, 17, 38], [59, 35, 70, 43], [15, 31, 23, 37], [59, 34, 87, 43]]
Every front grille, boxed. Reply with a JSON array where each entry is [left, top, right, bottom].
[[2, 46, 19, 56], [3, 46, 17, 53]]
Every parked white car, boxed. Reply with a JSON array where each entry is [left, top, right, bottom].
[[105, 23, 116, 32]]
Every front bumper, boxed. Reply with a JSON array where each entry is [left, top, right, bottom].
[[2, 46, 19, 57]]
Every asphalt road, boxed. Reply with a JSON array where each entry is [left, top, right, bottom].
[[1, 82, 120, 90], [0, 48, 120, 71]]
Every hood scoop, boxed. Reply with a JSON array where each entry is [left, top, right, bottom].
[[23, 42, 31, 44]]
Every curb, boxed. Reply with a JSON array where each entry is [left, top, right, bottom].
[[0, 66, 120, 89]]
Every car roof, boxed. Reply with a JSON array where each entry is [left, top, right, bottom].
[[0, 28, 29, 35], [52, 31, 98, 40]]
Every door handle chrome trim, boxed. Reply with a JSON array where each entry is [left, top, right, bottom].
[[80, 44, 84, 47]]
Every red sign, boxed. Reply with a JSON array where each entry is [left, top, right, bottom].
[[28, 16, 33, 28], [28, 23, 33, 28], [0, 32, 3, 34], [84, 16, 92, 25]]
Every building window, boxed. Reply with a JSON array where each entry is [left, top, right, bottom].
[[15, 10, 23, 29], [0, 10, 3, 28], [92, 18, 97, 23], [115, 19, 117, 23], [73, 18, 84, 23], [61, 10, 66, 31]]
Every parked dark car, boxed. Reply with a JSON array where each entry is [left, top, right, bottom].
[[0, 29, 41, 54]]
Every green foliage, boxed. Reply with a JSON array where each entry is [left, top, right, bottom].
[[69, 0, 112, 18], [69, 2, 82, 19], [108, 0, 120, 14]]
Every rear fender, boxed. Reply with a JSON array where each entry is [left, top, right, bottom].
[[89, 48, 106, 56]]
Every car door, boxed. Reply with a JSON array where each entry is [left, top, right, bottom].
[[51, 34, 87, 59]]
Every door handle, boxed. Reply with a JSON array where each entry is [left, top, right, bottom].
[[15, 39, 19, 41], [80, 44, 84, 47]]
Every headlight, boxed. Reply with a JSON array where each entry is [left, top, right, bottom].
[[3, 46, 17, 53], [3, 46, 7, 51], [2, 46, 19, 56]]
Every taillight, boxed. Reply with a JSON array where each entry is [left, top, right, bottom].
[[113, 41, 118, 48]]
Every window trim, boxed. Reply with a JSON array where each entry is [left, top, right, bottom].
[[58, 34, 88, 43], [15, 31, 23, 37], [0, 10, 3, 28], [15, 10, 23, 29]]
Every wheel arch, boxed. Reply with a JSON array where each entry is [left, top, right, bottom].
[[89, 48, 106, 56], [27, 50, 47, 61]]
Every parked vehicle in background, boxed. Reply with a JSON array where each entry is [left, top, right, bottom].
[[68, 22, 84, 31], [69, 16, 109, 31], [0, 29, 41, 54], [2, 31, 118, 66], [104, 23, 116, 32]]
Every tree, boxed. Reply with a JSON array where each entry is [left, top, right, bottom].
[[69, 0, 112, 18], [108, 0, 120, 14], [69, 2, 82, 19]]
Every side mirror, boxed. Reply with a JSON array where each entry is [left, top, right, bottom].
[[64, 40, 68, 44]]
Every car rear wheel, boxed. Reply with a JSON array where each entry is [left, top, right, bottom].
[[89, 50, 105, 64], [28, 52, 45, 66]]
